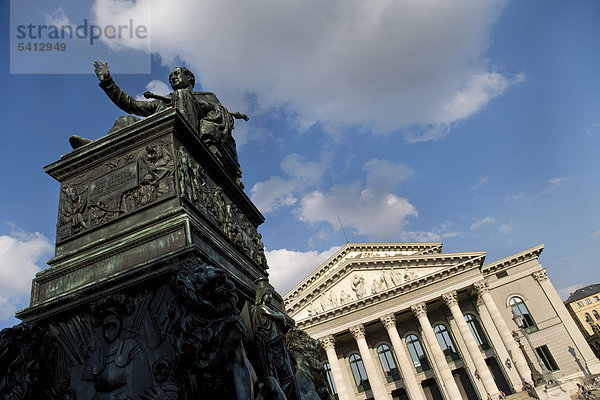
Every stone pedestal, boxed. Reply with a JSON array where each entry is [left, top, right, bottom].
[[5, 109, 293, 400], [18, 109, 275, 323]]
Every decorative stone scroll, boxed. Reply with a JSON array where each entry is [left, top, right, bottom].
[[56, 139, 175, 241], [473, 280, 490, 296], [411, 302, 427, 318], [349, 324, 366, 340], [380, 313, 397, 330], [532, 269, 548, 283], [442, 291, 458, 307]]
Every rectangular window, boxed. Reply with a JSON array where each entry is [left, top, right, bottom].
[[496, 271, 508, 279], [535, 345, 559, 371], [593, 296, 599, 302], [585, 299, 592, 305], [578, 301, 584, 307]]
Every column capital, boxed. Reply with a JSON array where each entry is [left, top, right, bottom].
[[532, 269, 548, 283], [442, 290, 458, 308], [473, 280, 489, 296], [380, 313, 397, 330], [349, 324, 366, 340], [411, 302, 427, 318], [320, 335, 336, 350]]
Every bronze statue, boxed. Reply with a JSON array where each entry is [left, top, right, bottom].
[[169, 260, 258, 400], [286, 329, 333, 400], [251, 278, 301, 400]]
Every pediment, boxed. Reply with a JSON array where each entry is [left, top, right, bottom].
[[285, 242, 443, 303], [285, 249, 485, 321]]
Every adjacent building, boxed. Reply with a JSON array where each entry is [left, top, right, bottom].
[[564, 284, 600, 358], [284, 242, 600, 400]]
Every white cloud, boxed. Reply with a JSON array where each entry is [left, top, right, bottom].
[[470, 216, 498, 230], [541, 176, 570, 194], [250, 177, 299, 214], [471, 176, 489, 190], [93, 0, 516, 140], [266, 246, 341, 294], [299, 186, 418, 240], [46, 7, 71, 27], [135, 79, 171, 100], [498, 223, 513, 234], [590, 230, 600, 239], [0, 232, 53, 321], [251, 153, 329, 214]]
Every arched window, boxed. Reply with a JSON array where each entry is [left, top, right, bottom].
[[323, 362, 337, 396], [405, 334, 430, 372], [594, 310, 600, 320], [377, 344, 400, 382], [585, 313, 593, 323], [434, 324, 460, 361], [349, 353, 370, 392], [465, 313, 490, 350], [509, 296, 537, 332]]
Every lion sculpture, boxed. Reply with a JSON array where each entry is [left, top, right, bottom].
[[168, 259, 258, 399], [285, 328, 333, 400]]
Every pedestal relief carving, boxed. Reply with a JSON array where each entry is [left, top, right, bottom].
[[57, 139, 175, 240]]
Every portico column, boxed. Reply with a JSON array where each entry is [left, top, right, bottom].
[[380, 314, 427, 400], [411, 302, 463, 400], [442, 291, 500, 399], [321, 335, 354, 400], [349, 324, 391, 400], [532, 270, 600, 374], [473, 280, 532, 385]]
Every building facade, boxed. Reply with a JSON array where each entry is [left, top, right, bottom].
[[284, 242, 600, 400], [565, 284, 600, 358]]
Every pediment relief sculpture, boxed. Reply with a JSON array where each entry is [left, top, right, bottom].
[[293, 265, 444, 320]]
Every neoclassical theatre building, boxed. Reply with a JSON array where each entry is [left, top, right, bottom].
[[283, 242, 600, 400]]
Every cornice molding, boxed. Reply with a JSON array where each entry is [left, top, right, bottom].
[[481, 244, 544, 275]]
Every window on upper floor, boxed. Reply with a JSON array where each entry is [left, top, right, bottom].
[[586, 299, 592, 305], [323, 362, 338, 398], [593, 310, 600, 320], [376, 344, 400, 382], [434, 323, 460, 361], [510, 296, 537, 332], [535, 345, 559, 371], [349, 353, 370, 392], [585, 313, 593, 324], [594, 296, 599, 302], [578, 301, 585, 307], [464, 313, 490, 350], [405, 334, 430, 373]]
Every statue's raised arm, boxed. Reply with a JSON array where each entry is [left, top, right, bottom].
[[93, 60, 165, 117]]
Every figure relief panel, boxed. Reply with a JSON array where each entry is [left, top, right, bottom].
[[176, 147, 268, 270], [292, 264, 447, 320], [57, 138, 175, 241]]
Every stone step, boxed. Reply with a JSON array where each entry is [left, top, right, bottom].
[[504, 391, 535, 400]]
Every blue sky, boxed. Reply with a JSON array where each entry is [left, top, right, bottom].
[[1, 0, 600, 330]]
